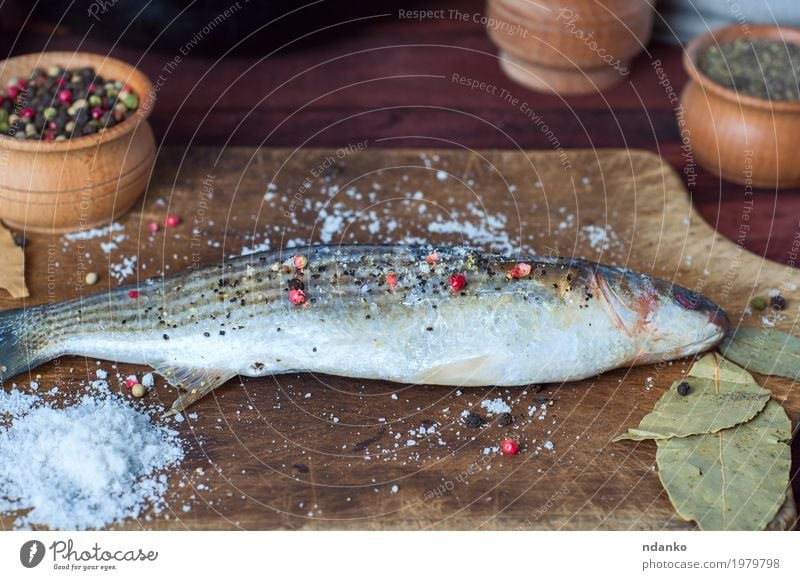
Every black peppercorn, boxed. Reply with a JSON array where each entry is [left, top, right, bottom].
[[464, 412, 483, 428], [770, 295, 786, 311]]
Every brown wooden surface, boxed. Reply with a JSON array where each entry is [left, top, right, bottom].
[[1, 146, 797, 530]]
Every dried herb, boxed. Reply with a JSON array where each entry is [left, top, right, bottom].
[[719, 327, 800, 380], [0, 223, 28, 298], [698, 38, 800, 101], [613, 354, 770, 441], [655, 400, 791, 531]]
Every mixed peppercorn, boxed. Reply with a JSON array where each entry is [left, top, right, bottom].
[[0, 65, 139, 141]]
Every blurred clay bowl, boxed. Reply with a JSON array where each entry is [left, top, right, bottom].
[[0, 52, 155, 233], [681, 24, 800, 189], [486, 0, 654, 95]]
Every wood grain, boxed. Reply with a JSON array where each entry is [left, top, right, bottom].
[[0, 146, 796, 530]]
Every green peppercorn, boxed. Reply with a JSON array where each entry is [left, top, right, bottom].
[[120, 91, 138, 109], [750, 296, 767, 311]]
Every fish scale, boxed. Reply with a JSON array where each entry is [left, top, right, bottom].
[[0, 244, 728, 415]]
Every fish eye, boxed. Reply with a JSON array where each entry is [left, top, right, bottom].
[[674, 287, 701, 310]]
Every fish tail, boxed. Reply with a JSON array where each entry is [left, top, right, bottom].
[[0, 304, 55, 384]]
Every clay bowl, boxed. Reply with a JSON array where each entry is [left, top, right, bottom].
[[681, 25, 800, 189], [486, 0, 654, 95], [0, 52, 156, 233]]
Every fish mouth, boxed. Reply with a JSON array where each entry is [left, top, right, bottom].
[[638, 320, 727, 363], [707, 308, 730, 334]]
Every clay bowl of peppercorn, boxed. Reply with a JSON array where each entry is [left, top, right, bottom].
[[0, 52, 155, 233], [681, 25, 800, 189]]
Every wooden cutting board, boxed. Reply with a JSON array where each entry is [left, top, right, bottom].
[[1, 146, 797, 530]]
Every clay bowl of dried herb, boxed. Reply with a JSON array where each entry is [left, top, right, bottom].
[[682, 25, 800, 189], [0, 52, 155, 233]]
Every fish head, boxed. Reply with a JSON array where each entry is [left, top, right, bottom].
[[642, 282, 728, 361], [596, 268, 728, 363]]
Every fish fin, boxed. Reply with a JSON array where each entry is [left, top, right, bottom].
[[151, 362, 238, 417], [418, 355, 499, 386]]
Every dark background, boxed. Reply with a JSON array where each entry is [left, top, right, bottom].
[[2, 0, 797, 265]]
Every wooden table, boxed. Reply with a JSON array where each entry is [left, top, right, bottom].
[[1, 146, 796, 530], [1, 0, 797, 530]]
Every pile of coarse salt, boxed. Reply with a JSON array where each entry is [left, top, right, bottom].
[[0, 389, 183, 530]]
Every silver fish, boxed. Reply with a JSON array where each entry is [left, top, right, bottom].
[[0, 245, 728, 415]]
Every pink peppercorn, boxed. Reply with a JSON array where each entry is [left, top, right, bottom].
[[125, 377, 138, 389], [6, 86, 18, 100], [426, 251, 440, 265], [20, 107, 34, 119], [386, 272, 398, 289], [91, 107, 104, 120], [293, 254, 308, 269], [449, 273, 467, 293], [128, 290, 139, 299], [501, 439, 519, 455], [165, 215, 180, 228], [508, 262, 532, 279], [58, 89, 72, 103], [289, 289, 306, 305], [147, 222, 159, 234]]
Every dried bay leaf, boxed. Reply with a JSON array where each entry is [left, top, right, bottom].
[[720, 327, 800, 380], [0, 223, 28, 298], [655, 400, 791, 531], [614, 354, 770, 441]]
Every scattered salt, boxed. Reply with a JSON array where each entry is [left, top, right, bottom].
[[0, 392, 183, 530], [63, 222, 124, 241], [480, 397, 511, 415]]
